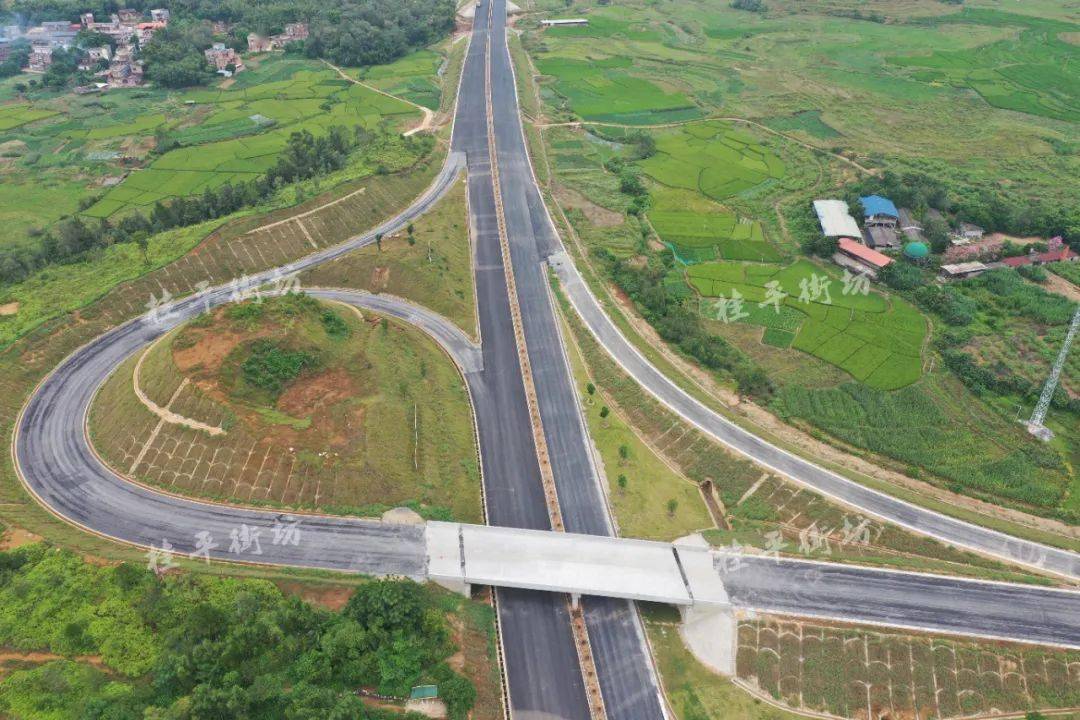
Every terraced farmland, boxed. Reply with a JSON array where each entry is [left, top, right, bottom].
[[534, 55, 701, 125], [84, 69, 418, 218], [889, 9, 1079, 122], [687, 260, 926, 390], [0, 104, 60, 131]]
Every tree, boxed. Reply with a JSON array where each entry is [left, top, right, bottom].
[[134, 233, 150, 265], [666, 499, 678, 516], [617, 474, 628, 493], [375, 232, 383, 251], [879, 261, 924, 291], [618, 444, 629, 461], [585, 382, 595, 395], [599, 405, 609, 418]]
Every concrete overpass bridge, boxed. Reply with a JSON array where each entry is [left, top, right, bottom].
[[424, 521, 1080, 664]]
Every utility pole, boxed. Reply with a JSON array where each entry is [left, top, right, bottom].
[[1026, 306, 1080, 441]]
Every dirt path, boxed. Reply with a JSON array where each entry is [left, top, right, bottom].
[[1042, 271, 1080, 303], [322, 60, 437, 136], [132, 333, 226, 438]]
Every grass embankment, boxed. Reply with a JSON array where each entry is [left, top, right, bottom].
[[90, 294, 481, 522], [301, 176, 477, 338]]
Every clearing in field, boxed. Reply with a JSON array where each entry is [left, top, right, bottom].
[[354, 49, 445, 110], [88, 294, 481, 521], [687, 259, 926, 390]]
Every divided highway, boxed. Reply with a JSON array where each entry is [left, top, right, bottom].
[[10, 1, 1080, 719]]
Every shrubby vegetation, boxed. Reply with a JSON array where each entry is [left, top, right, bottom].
[[0, 544, 475, 719], [602, 247, 773, 398]]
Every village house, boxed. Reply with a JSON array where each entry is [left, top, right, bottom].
[[834, 237, 893, 279], [247, 23, 309, 52], [150, 8, 171, 23], [860, 194, 900, 249], [28, 44, 53, 72], [950, 222, 984, 246], [204, 42, 244, 75], [78, 44, 111, 70], [117, 8, 142, 23], [998, 237, 1078, 269]]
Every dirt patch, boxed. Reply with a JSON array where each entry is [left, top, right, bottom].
[[274, 581, 354, 611], [1041, 272, 1080, 303], [277, 368, 357, 418], [370, 266, 390, 290], [173, 322, 269, 376], [553, 183, 624, 228], [0, 527, 41, 550], [0, 302, 19, 316], [1060, 31, 1080, 46]]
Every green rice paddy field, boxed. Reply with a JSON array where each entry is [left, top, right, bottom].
[[0, 50, 442, 237], [526, 0, 1078, 206], [688, 259, 926, 390]]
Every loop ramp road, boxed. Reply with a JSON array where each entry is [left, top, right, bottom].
[[11, 0, 1080, 717]]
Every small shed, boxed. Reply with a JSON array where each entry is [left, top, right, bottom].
[[860, 195, 899, 228], [939, 261, 988, 280], [835, 237, 893, 279], [406, 685, 446, 719], [813, 199, 862, 239], [903, 242, 930, 261]]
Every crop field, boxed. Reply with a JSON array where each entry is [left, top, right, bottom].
[[558, 286, 1041, 581], [736, 615, 1080, 718], [0, 104, 59, 132], [533, 55, 701, 125], [0, 54, 428, 238], [522, 0, 1078, 208], [89, 295, 481, 521], [639, 122, 785, 202], [0, 146, 441, 348], [773, 371, 1072, 512], [687, 260, 926, 390], [83, 70, 418, 218], [889, 9, 1079, 122], [1048, 261, 1080, 287], [355, 48, 444, 110]]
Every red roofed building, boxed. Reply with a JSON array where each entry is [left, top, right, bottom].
[[835, 237, 893, 278], [999, 237, 1077, 268]]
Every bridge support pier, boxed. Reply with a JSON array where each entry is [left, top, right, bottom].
[[432, 577, 472, 598], [570, 592, 580, 610], [679, 603, 737, 676]]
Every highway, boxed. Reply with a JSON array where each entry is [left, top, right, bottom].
[[10, 0, 1080, 717], [551, 253, 1080, 580]]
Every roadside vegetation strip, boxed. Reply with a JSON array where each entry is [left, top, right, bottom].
[[553, 279, 1050, 586], [735, 614, 1080, 719]]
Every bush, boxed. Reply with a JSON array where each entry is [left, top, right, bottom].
[[240, 340, 318, 395]]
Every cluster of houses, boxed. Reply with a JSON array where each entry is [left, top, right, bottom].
[[0, 9, 169, 88], [204, 43, 244, 76], [246, 23, 309, 53], [814, 195, 1077, 282]]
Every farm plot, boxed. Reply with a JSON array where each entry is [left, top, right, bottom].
[[638, 121, 785, 201], [355, 48, 444, 110], [0, 104, 60, 131], [687, 259, 925, 390], [737, 615, 1080, 719], [534, 55, 701, 125], [89, 295, 482, 522], [83, 69, 418, 218], [889, 9, 1080, 122]]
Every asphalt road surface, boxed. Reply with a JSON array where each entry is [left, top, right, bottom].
[[725, 557, 1080, 648], [551, 254, 1080, 581], [12, 0, 1080, 717]]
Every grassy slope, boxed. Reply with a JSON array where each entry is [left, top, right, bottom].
[[301, 176, 477, 338]]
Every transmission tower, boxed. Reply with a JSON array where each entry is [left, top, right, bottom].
[[1027, 305, 1080, 441]]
